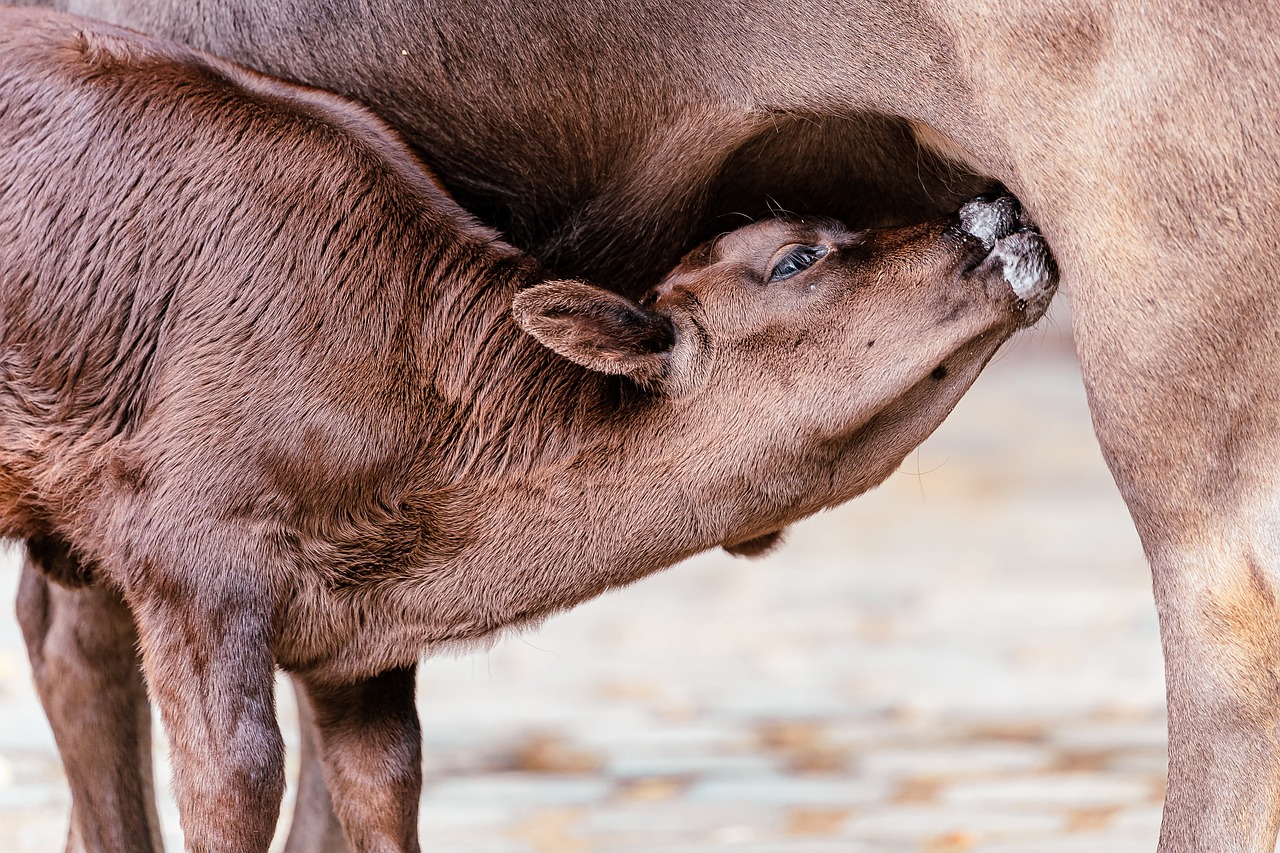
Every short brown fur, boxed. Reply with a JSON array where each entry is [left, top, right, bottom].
[[0, 9, 1055, 852], [13, 0, 1280, 848]]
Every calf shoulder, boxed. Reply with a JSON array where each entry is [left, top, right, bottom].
[[0, 9, 497, 546]]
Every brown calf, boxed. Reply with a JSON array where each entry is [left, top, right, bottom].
[[23, 0, 1280, 848], [0, 8, 1055, 852]]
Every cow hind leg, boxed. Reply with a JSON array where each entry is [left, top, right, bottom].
[[15, 542, 163, 853], [1069, 245, 1280, 850]]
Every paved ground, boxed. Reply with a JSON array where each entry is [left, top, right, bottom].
[[0, 300, 1172, 852]]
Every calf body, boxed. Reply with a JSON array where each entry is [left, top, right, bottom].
[[0, 9, 1055, 851]]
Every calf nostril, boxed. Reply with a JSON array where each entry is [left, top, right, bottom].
[[973, 192, 1003, 203]]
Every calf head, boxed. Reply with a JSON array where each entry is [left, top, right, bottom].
[[514, 193, 1056, 549]]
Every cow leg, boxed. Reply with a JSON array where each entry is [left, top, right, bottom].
[[1067, 244, 1280, 849], [295, 667, 422, 853], [15, 544, 163, 853], [1084, 414, 1280, 849], [925, 9, 1280, 842], [283, 680, 354, 853], [1151, 542, 1280, 850]]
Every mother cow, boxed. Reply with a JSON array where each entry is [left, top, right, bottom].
[[12, 0, 1280, 850]]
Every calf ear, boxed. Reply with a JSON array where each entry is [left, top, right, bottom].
[[513, 280, 683, 391]]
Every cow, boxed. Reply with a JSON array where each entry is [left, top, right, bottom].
[[0, 8, 1058, 851]]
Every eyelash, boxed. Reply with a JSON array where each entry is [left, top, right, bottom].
[[769, 245, 829, 282]]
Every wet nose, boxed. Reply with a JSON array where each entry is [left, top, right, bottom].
[[955, 190, 1058, 324], [958, 191, 1024, 249]]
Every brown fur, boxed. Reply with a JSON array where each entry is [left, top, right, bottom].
[[0, 9, 1055, 852], [52, 3, 1267, 850], [14, 0, 1280, 848]]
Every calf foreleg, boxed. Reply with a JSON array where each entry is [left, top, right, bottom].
[[296, 667, 422, 853], [127, 544, 286, 853], [283, 681, 353, 853]]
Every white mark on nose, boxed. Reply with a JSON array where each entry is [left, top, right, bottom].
[[958, 196, 1020, 249], [990, 232, 1054, 299]]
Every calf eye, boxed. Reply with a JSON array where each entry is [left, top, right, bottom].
[[769, 245, 829, 282]]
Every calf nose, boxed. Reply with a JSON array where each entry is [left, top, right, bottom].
[[958, 192, 1023, 249], [955, 190, 1059, 325]]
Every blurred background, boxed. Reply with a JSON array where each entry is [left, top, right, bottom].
[[0, 298, 1167, 852]]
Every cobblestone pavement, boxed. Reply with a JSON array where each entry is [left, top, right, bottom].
[[0, 302, 1174, 852]]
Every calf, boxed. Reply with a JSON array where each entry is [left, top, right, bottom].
[[0, 8, 1056, 852]]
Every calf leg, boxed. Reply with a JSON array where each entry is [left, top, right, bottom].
[[295, 667, 422, 853], [15, 543, 163, 853], [283, 680, 353, 853], [127, 550, 286, 853]]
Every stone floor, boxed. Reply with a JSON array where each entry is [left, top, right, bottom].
[[0, 300, 1173, 851]]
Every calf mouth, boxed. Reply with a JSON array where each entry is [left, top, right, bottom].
[[953, 191, 1058, 325]]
